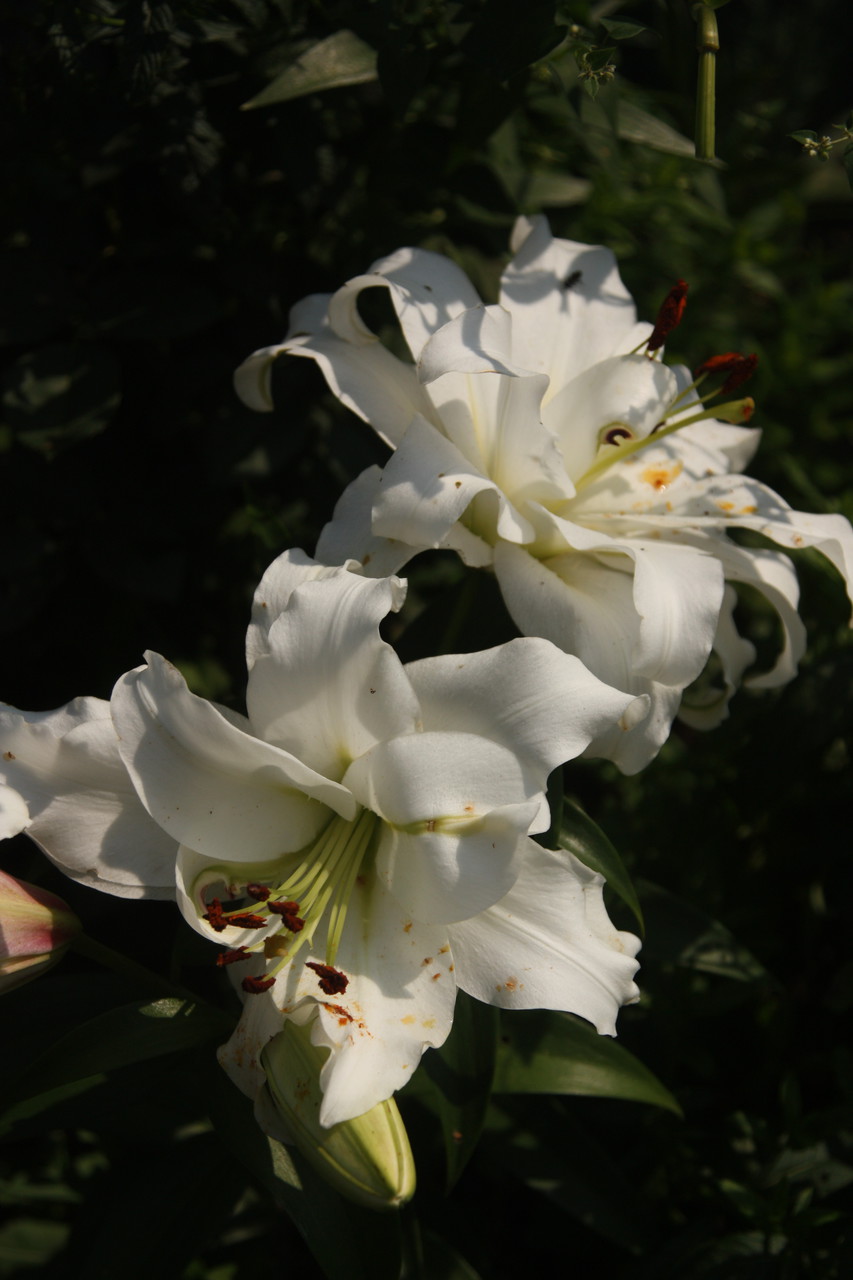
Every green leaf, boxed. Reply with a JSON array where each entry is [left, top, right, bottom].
[[638, 881, 769, 983], [404, 992, 499, 1189], [241, 31, 378, 109], [616, 100, 696, 156], [598, 19, 648, 40], [789, 129, 818, 144], [843, 143, 853, 190], [557, 798, 643, 931], [1, 342, 120, 456], [206, 1064, 402, 1280], [483, 1097, 656, 1250], [0, 1218, 68, 1270], [76, 1131, 246, 1280], [0, 998, 231, 1133], [493, 1009, 681, 1114]]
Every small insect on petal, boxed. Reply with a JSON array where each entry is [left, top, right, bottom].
[[647, 279, 689, 352]]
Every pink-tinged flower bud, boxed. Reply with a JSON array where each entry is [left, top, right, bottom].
[[0, 870, 80, 994]]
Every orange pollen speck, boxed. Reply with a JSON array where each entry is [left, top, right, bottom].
[[641, 461, 682, 491]]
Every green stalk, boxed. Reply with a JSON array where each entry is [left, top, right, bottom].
[[693, 3, 719, 161]]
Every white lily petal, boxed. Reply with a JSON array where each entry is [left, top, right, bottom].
[[175, 845, 286, 949], [247, 573, 421, 781], [345, 731, 543, 922], [678, 420, 761, 473], [545, 354, 679, 482], [315, 466, 419, 577], [247, 547, 339, 668], [217, 963, 290, 1101], [419, 310, 573, 509], [691, 536, 807, 690], [495, 531, 724, 689], [584, 682, 684, 775], [112, 652, 355, 860], [405, 638, 642, 782], [418, 304, 521, 382], [371, 412, 528, 546], [0, 697, 176, 898], [684, 478, 853, 615], [233, 341, 288, 412], [344, 730, 541, 828], [492, 539, 721, 772], [309, 874, 456, 1126], [501, 216, 639, 399], [373, 802, 538, 926], [679, 584, 757, 729], [236, 294, 434, 448], [448, 838, 640, 1035], [328, 248, 482, 363]]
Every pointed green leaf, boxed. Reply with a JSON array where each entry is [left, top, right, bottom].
[[557, 799, 643, 930], [0, 998, 232, 1133], [493, 1009, 681, 1114], [843, 143, 853, 190], [616, 100, 696, 156], [206, 1064, 402, 1280], [639, 880, 769, 983], [789, 130, 818, 144], [242, 31, 378, 109], [598, 19, 648, 40]]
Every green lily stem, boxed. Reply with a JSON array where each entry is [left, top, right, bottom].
[[72, 930, 206, 1005], [693, 3, 719, 161]]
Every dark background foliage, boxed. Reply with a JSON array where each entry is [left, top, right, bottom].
[[1, 1, 852, 1276]]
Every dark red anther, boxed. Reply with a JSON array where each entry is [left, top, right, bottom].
[[223, 912, 268, 929], [306, 962, 349, 995], [241, 974, 276, 994], [216, 947, 251, 967], [203, 897, 227, 933], [693, 351, 758, 394], [246, 883, 272, 901], [647, 279, 689, 352], [267, 899, 305, 933]]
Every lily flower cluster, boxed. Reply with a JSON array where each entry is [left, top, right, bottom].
[[1, 553, 641, 1128], [237, 216, 853, 772]]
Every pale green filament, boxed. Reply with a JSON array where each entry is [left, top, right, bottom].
[[270, 809, 379, 970], [574, 395, 753, 494]]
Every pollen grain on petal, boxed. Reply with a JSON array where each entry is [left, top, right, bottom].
[[641, 461, 683, 492]]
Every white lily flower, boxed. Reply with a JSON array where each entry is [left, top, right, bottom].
[[0, 552, 641, 1127], [235, 217, 853, 772]]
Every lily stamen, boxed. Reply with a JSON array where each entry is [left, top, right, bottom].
[[204, 809, 380, 993], [647, 279, 689, 353], [577, 394, 755, 491]]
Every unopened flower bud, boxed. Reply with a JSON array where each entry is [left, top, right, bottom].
[[261, 1020, 416, 1211], [0, 870, 80, 994]]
